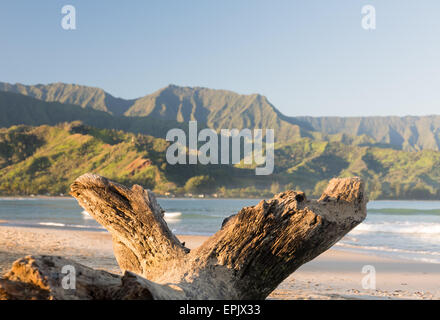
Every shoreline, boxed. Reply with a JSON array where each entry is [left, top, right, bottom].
[[0, 225, 439, 299], [3, 195, 440, 201], [1, 221, 434, 266]]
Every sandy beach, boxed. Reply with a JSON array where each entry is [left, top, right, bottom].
[[0, 225, 438, 300]]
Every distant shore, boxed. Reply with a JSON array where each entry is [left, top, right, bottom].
[[2, 195, 440, 201], [0, 225, 438, 300]]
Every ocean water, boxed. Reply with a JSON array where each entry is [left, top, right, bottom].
[[0, 198, 439, 264]]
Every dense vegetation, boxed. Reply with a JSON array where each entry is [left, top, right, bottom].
[[1, 123, 440, 199]]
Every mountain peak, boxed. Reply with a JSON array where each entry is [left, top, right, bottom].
[[2, 81, 440, 150]]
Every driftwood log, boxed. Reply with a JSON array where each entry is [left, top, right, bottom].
[[0, 174, 367, 300]]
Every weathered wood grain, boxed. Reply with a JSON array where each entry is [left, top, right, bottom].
[[0, 175, 367, 300]]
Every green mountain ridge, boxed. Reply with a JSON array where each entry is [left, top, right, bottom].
[[0, 82, 135, 115], [2, 81, 440, 150], [2, 81, 440, 199], [0, 91, 192, 139], [125, 85, 302, 142], [293, 115, 440, 151]]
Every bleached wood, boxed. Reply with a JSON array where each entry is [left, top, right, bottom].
[[0, 175, 366, 300]]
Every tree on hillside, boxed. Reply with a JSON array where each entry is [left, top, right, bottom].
[[184, 175, 215, 194]]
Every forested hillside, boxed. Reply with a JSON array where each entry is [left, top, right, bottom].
[[1, 123, 440, 199]]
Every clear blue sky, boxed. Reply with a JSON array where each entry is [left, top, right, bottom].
[[1, 0, 439, 117]]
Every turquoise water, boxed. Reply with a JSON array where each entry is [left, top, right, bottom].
[[0, 198, 439, 264]]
